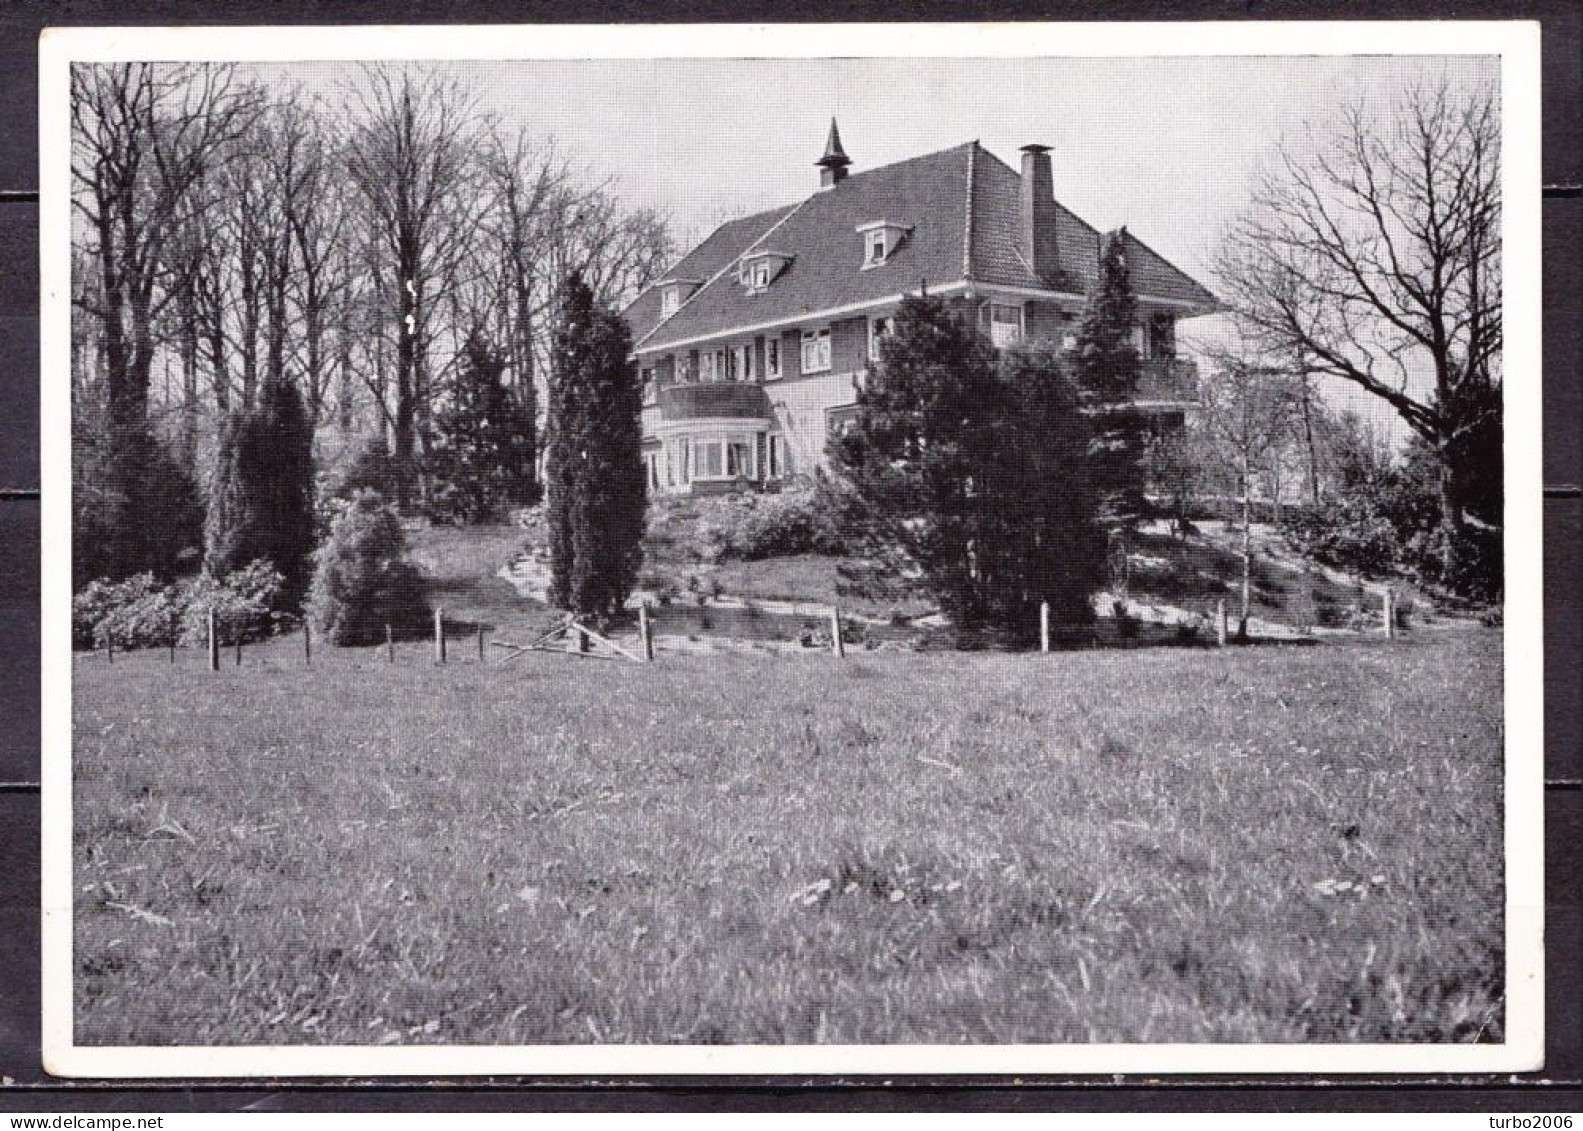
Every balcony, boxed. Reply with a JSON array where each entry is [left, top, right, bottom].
[[657, 382, 773, 422]]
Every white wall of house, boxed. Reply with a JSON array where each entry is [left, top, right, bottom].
[[765, 369, 861, 479]]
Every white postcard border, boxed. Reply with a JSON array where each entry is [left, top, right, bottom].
[[39, 19, 1545, 1078]]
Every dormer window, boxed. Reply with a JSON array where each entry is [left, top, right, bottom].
[[738, 248, 793, 294], [658, 278, 701, 318], [865, 231, 885, 266], [855, 220, 911, 269]]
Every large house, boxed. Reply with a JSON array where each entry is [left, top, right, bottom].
[[622, 122, 1218, 495]]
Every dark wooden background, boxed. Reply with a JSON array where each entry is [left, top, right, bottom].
[[0, 0, 1576, 1111]]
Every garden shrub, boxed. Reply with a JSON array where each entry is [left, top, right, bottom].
[[714, 488, 848, 560], [1282, 500, 1401, 579], [73, 573, 163, 649], [307, 489, 431, 646], [175, 561, 286, 646], [71, 561, 284, 651], [645, 487, 849, 564]]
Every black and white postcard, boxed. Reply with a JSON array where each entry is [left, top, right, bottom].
[[39, 21, 1544, 1076]]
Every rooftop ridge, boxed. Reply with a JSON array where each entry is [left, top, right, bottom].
[[962, 141, 977, 283]]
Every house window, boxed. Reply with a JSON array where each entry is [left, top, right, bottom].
[[695, 439, 724, 479], [726, 440, 752, 478], [753, 261, 771, 289], [1149, 315, 1175, 360], [988, 303, 1023, 349], [640, 367, 655, 403], [801, 327, 832, 374], [646, 453, 661, 490], [868, 315, 894, 361], [733, 345, 754, 383], [1131, 325, 1151, 359], [865, 230, 886, 266], [699, 351, 716, 381], [766, 338, 781, 380], [767, 435, 781, 479], [661, 287, 680, 317], [667, 442, 686, 486]]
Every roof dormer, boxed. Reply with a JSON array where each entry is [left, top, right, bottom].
[[856, 219, 912, 269], [736, 247, 794, 295], [657, 277, 702, 318]]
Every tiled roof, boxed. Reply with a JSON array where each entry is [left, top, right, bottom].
[[627, 141, 1216, 353], [969, 148, 1219, 307], [623, 204, 799, 345]]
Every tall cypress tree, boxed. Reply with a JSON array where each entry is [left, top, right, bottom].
[[545, 272, 645, 620], [1073, 229, 1150, 527], [205, 373, 317, 607]]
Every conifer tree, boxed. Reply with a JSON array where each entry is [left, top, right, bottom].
[[205, 374, 317, 607], [545, 271, 645, 620], [1073, 229, 1150, 527], [73, 415, 204, 588], [307, 489, 431, 645], [830, 294, 1105, 644], [427, 331, 539, 524]]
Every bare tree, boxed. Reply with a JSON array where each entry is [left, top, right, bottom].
[[71, 62, 263, 429], [344, 64, 488, 506], [1217, 75, 1500, 580], [1195, 352, 1303, 638]]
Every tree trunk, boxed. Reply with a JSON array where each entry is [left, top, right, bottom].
[[336, 315, 354, 436], [1437, 448, 1464, 582], [1300, 378, 1320, 505], [304, 305, 324, 427], [206, 317, 229, 415], [179, 297, 200, 471], [1239, 450, 1252, 639]]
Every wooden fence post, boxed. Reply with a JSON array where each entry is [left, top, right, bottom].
[[638, 604, 654, 662], [207, 609, 219, 672], [303, 621, 312, 666], [385, 624, 394, 663], [1383, 589, 1396, 640], [105, 637, 113, 664], [477, 624, 486, 662], [577, 624, 590, 654], [168, 624, 177, 664], [235, 634, 242, 667], [434, 607, 446, 665], [1216, 599, 1228, 648], [1040, 601, 1051, 654], [830, 607, 845, 658]]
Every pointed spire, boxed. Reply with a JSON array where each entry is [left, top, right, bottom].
[[816, 118, 851, 187]]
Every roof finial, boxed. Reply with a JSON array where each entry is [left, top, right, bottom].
[[816, 118, 851, 187]]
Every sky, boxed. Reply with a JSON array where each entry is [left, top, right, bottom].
[[260, 53, 1499, 445], [271, 54, 1495, 284]]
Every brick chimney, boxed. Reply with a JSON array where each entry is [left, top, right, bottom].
[[1020, 144, 1060, 284]]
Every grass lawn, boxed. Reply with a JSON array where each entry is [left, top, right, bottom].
[[72, 627, 1504, 1045]]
